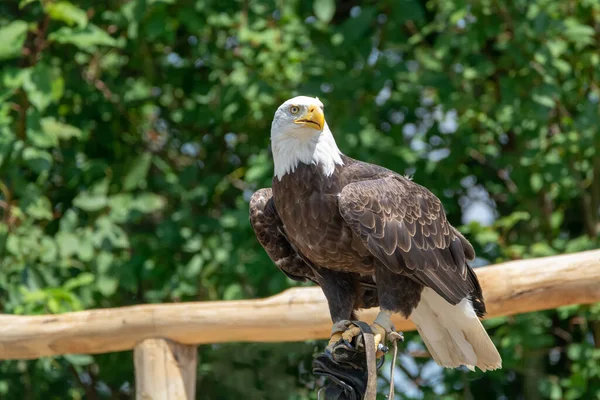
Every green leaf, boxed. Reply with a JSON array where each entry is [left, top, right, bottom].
[[76, 233, 95, 262], [39, 236, 58, 263], [40, 117, 82, 140], [95, 252, 114, 274], [567, 344, 583, 360], [26, 109, 58, 148], [131, 193, 166, 213], [557, 304, 581, 320], [245, 152, 271, 182], [120, 0, 147, 39], [24, 195, 53, 220], [63, 273, 95, 291], [220, 214, 237, 228], [563, 18, 595, 48], [483, 316, 507, 329], [47, 1, 88, 28], [474, 229, 500, 245], [94, 217, 130, 248], [185, 254, 204, 277], [47, 297, 61, 313], [22, 147, 52, 173], [415, 48, 442, 72], [223, 283, 244, 300], [23, 64, 54, 111], [19, 0, 39, 8], [73, 191, 108, 212], [530, 173, 543, 192], [313, 0, 335, 23], [5, 235, 21, 256], [96, 275, 118, 296], [56, 231, 80, 258], [0, 21, 28, 60], [107, 194, 133, 223], [495, 211, 531, 230], [121, 0, 148, 23], [59, 209, 79, 232], [449, 9, 467, 25], [1, 67, 30, 91], [553, 59, 572, 75], [123, 153, 152, 190], [532, 94, 554, 108], [49, 24, 119, 50], [531, 242, 556, 257], [245, 163, 270, 182], [550, 384, 563, 400], [550, 211, 564, 230]]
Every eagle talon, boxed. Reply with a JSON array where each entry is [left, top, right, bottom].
[[326, 320, 358, 353], [341, 325, 361, 344], [326, 332, 343, 354]]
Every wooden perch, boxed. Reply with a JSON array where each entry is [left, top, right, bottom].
[[0, 250, 599, 360]]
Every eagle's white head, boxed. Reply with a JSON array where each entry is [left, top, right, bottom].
[[270, 96, 343, 180]]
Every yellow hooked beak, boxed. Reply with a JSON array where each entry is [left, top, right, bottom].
[[294, 105, 325, 131]]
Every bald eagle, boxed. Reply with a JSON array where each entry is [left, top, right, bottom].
[[249, 96, 501, 371]]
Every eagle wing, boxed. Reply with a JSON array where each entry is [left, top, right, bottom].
[[249, 188, 317, 283], [338, 175, 480, 309], [250, 188, 380, 310]]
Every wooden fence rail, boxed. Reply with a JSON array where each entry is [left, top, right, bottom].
[[0, 250, 599, 399], [1, 249, 599, 360]]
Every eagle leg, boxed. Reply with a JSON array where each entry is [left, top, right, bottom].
[[370, 310, 400, 357], [373, 310, 395, 334]]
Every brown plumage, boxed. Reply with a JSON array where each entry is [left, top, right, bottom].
[[249, 96, 501, 371], [250, 184, 379, 313], [251, 156, 483, 318]]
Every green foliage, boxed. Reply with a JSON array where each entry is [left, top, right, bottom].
[[0, 21, 29, 60], [0, 0, 599, 399]]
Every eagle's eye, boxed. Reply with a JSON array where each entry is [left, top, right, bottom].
[[289, 105, 300, 114]]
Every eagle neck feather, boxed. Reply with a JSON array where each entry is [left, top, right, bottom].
[[272, 126, 343, 180]]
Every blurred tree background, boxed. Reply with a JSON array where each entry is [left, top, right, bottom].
[[0, 0, 599, 398]]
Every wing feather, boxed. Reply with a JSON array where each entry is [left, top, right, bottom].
[[250, 188, 316, 283], [250, 187, 381, 310], [339, 175, 478, 306]]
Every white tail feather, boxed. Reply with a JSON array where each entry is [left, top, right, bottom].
[[410, 288, 502, 371]]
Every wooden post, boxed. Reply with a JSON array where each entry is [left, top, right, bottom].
[[134, 338, 197, 400]]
